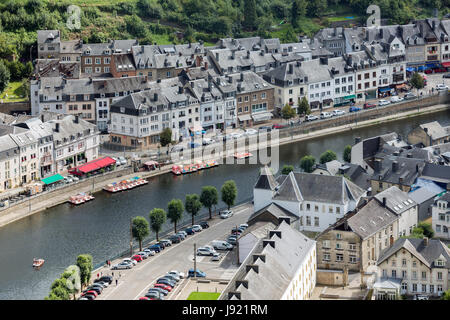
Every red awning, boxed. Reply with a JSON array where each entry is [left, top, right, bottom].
[[71, 157, 116, 175], [442, 62, 450, 67]]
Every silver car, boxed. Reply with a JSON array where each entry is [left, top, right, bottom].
[[111, 262, 132, 270]]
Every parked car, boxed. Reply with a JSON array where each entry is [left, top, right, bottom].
[[211, 240, 233, 250], [176, 232, 186, 240], [187, 268, 206, 278], [239, 223, 249, 229], [64, 176, 73, 184], [168, 270, 185, 279], [169, 235, 181, 244], [94, 281, 109, 288], [403, 92, 417, 100], [199, 221, 209, 229], [163, 273, 180, 282], [136, 251, 149, 259], [378, 99, 390, 106], [156, 278, 176, 288], [81, 290, 98, 298], [178, 230, 188, 238], [118, 156, 127, 165], [191, 225, 203, 232], [131, 255, 143, 262], [390, 96, 404, 103], [202, 138, 215, 146], [139, 297, 151, 300], [111, 262, 133, 270], [258, 126, 272, 132], [443, 73, 450, 79], [148, 244, 161, 253], [272, 123, 286, 129], [436, 84, 449, 91], [123, 258, 137, 266], [160, 239, 172, 247], [363, 103, 376, 109], [145, 291, 164, 300], [154, 283, 172, 292], [245, 128, 258, 135], [211, 252, 221, 261], [415, 294, 429, 300], [80, 294, 95, 300], [143, 249, 155, 256], [349, 106, 361, 112], [320, 112, 332, 119], [332, 109, 346, 116], [95, 276, 113, 284], [184, 227, 195, 235], [197, 247, 214, 256], [148, 287, 168, 296], [86, 286, 102, 295], [305, 115, 319, 121], [112, 157, 120, 166], [231, 227, 243, 234]]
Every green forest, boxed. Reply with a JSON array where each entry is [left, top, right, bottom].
[[0, 0, 449, 64]]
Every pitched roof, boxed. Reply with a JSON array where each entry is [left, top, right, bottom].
[[374, 186, 417, 215], [254, 166, 278, 190]]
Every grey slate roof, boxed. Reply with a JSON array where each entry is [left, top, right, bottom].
[[371, 156, 426, 186], [374, 186, 416, 215], [420, 121, 450, 140], [248, 202, 298, 225], [347, 198, 398, 239], [421, 163, 450, 183], [254, 166, 278, 190], [37, 30, 60, 44], [377, 238, 450, 269]]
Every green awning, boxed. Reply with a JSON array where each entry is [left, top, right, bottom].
[[343, 95, 356, 100], [42, 174, 64, 185]]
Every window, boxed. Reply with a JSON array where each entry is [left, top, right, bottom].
[[349, 256, 356, 263], [314, 205, 319, 212], [422, 284, 427, 293], [336, 254, 343, 262], [412, 271, 417, 280], [382, 269, 387, 277], [412, 284, 417, 292], [430, 285, 434, 293], [306, 216, 311, 226], [436, 260, 444, 267], [336, 242, 342, 250], [314, 217, 319, 226], [392, 270, 397, 278], [402, 283, 407, 291], [336, 207, 340, 214], [437, 272, 443, 280], [323, 253, 330, 261], [437, 285, 443, 292], [421, 272, 426, 280], [322, 240, 330, 248], [402, 259, 406, 266], [348, 243, 356, 251], [336, 233, 342, 240], [402, 270, 407, 278]]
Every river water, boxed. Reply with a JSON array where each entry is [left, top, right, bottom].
[[1, 110, 449, 300]]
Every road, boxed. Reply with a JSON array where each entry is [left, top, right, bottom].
[[95, 202, 253, 300]]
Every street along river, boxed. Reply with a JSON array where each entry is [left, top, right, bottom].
[[0, 109, 449, 299]]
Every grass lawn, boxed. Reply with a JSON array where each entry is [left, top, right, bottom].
[[187, 292, 221, 300], [0, 81, 28, 103]]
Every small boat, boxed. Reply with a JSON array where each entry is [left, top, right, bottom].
[[33, 258, 45, 269], [234, 152, 253, 159], [68, 193, 95, 205]]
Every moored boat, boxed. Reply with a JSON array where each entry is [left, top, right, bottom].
[[234, 152, 253, 159], [32, 258, 45, 269]]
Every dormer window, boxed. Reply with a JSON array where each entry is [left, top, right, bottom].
[[436, 260, 444, 267], [120, 107, 125, 113]]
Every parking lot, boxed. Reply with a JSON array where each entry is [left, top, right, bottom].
[[91, 202, 253, 300]]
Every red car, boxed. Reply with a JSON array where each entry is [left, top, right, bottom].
[[139, 297, 150, 300], [272, 124, 286, 129], [363, 103, 376, 109], [424, 69, 433, 74], [131, 255, 143, 262], [154, 283, 172, 292], [81, 290, 98, 298]]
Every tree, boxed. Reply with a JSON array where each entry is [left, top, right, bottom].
[[417, 222, 434, 239], [149, 208, 167, 241], [291, 0, 299, 29], [307, 0, 327, 17], [185, 194, 202, 225], [160, 127, 172, 147], [300, 155, 315, 173], [0, 60, 10, 93], [320, 150, 337, 164], [343, 145, 352, 163], [243, 0, 257, 31], [132, 216, 150, 251], [221, 180, 237, 210], [297, 96, 310, 115], [76, 254, 93, 289], [281, 26, 297, 43], [281, 103, 296, 120], [281, 165, 294, 175], [410, 72, 425, 92], [442, 289, 450, 300], [167, 199, 184, 233], [200, 186, 218, 220], [48, 278, 71, 300]]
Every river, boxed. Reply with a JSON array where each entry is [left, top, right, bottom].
[[1, 109, 449, 300]]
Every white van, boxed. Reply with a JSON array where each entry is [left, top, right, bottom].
[[211, 240, 233, 250]]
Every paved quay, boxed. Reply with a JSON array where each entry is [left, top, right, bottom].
[[93, 202, 253, 300]]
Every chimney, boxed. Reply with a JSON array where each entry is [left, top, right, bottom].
[[178, 86, 184, 94], [240, 72, 244, 82], [215, 52, 219, 61], [228, 75, 233, 83], [288, 64, 294, 74], [235, 280, 249, 289], [374, 159, 382, 172], [382, 197, 386, 207], [247, 50, 250, 59], [231, 51, 235, 59], [74, 115, 79, 124], [416, 164, 419, 173], [204, 61, 208, 70], [157, 79, 161, 83], [392, 161, 398, 172], [269, 230, 282, 239], [423, 237, 429, 247], [153, 93, 158, 101], [262, 239, 275, 249], [320, 57, 328, 65], [40, 114, 44, 122], [55, 123, 60, 132], [245, 264, 259, 273], [296, 61, 301, 67], [399, 177, 404, 184], [191, 81, 195, 88], [252, 254, 266, 263]]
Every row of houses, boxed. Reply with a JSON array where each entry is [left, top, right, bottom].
[[0, 113, 99, 192]]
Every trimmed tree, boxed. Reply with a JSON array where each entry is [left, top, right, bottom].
[[76, 254, 93, 289], [298, 96, 310, 115], [300, 155, 315, 173], [320, 150, 337, 164], [167, 199, 184, 233], [281, 103, 296, 120], [343, 145, 352, 163], [281, 165, 294, 175], [149, 208, 167, 241], [185, 194, 202, 225], [132, 216, 150, 251], [410, 72, 425, 92], [160, 127, 172, 147], [221, 180, 237, 210], [200, 186, 219, 220]]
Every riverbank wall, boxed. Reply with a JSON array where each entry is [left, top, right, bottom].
[[0, 95, 449, 228]]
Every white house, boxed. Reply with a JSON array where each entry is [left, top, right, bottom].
[[432, 193, 450, 240]]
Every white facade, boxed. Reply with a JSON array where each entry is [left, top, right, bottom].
[[432, 197, 450, 240]]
